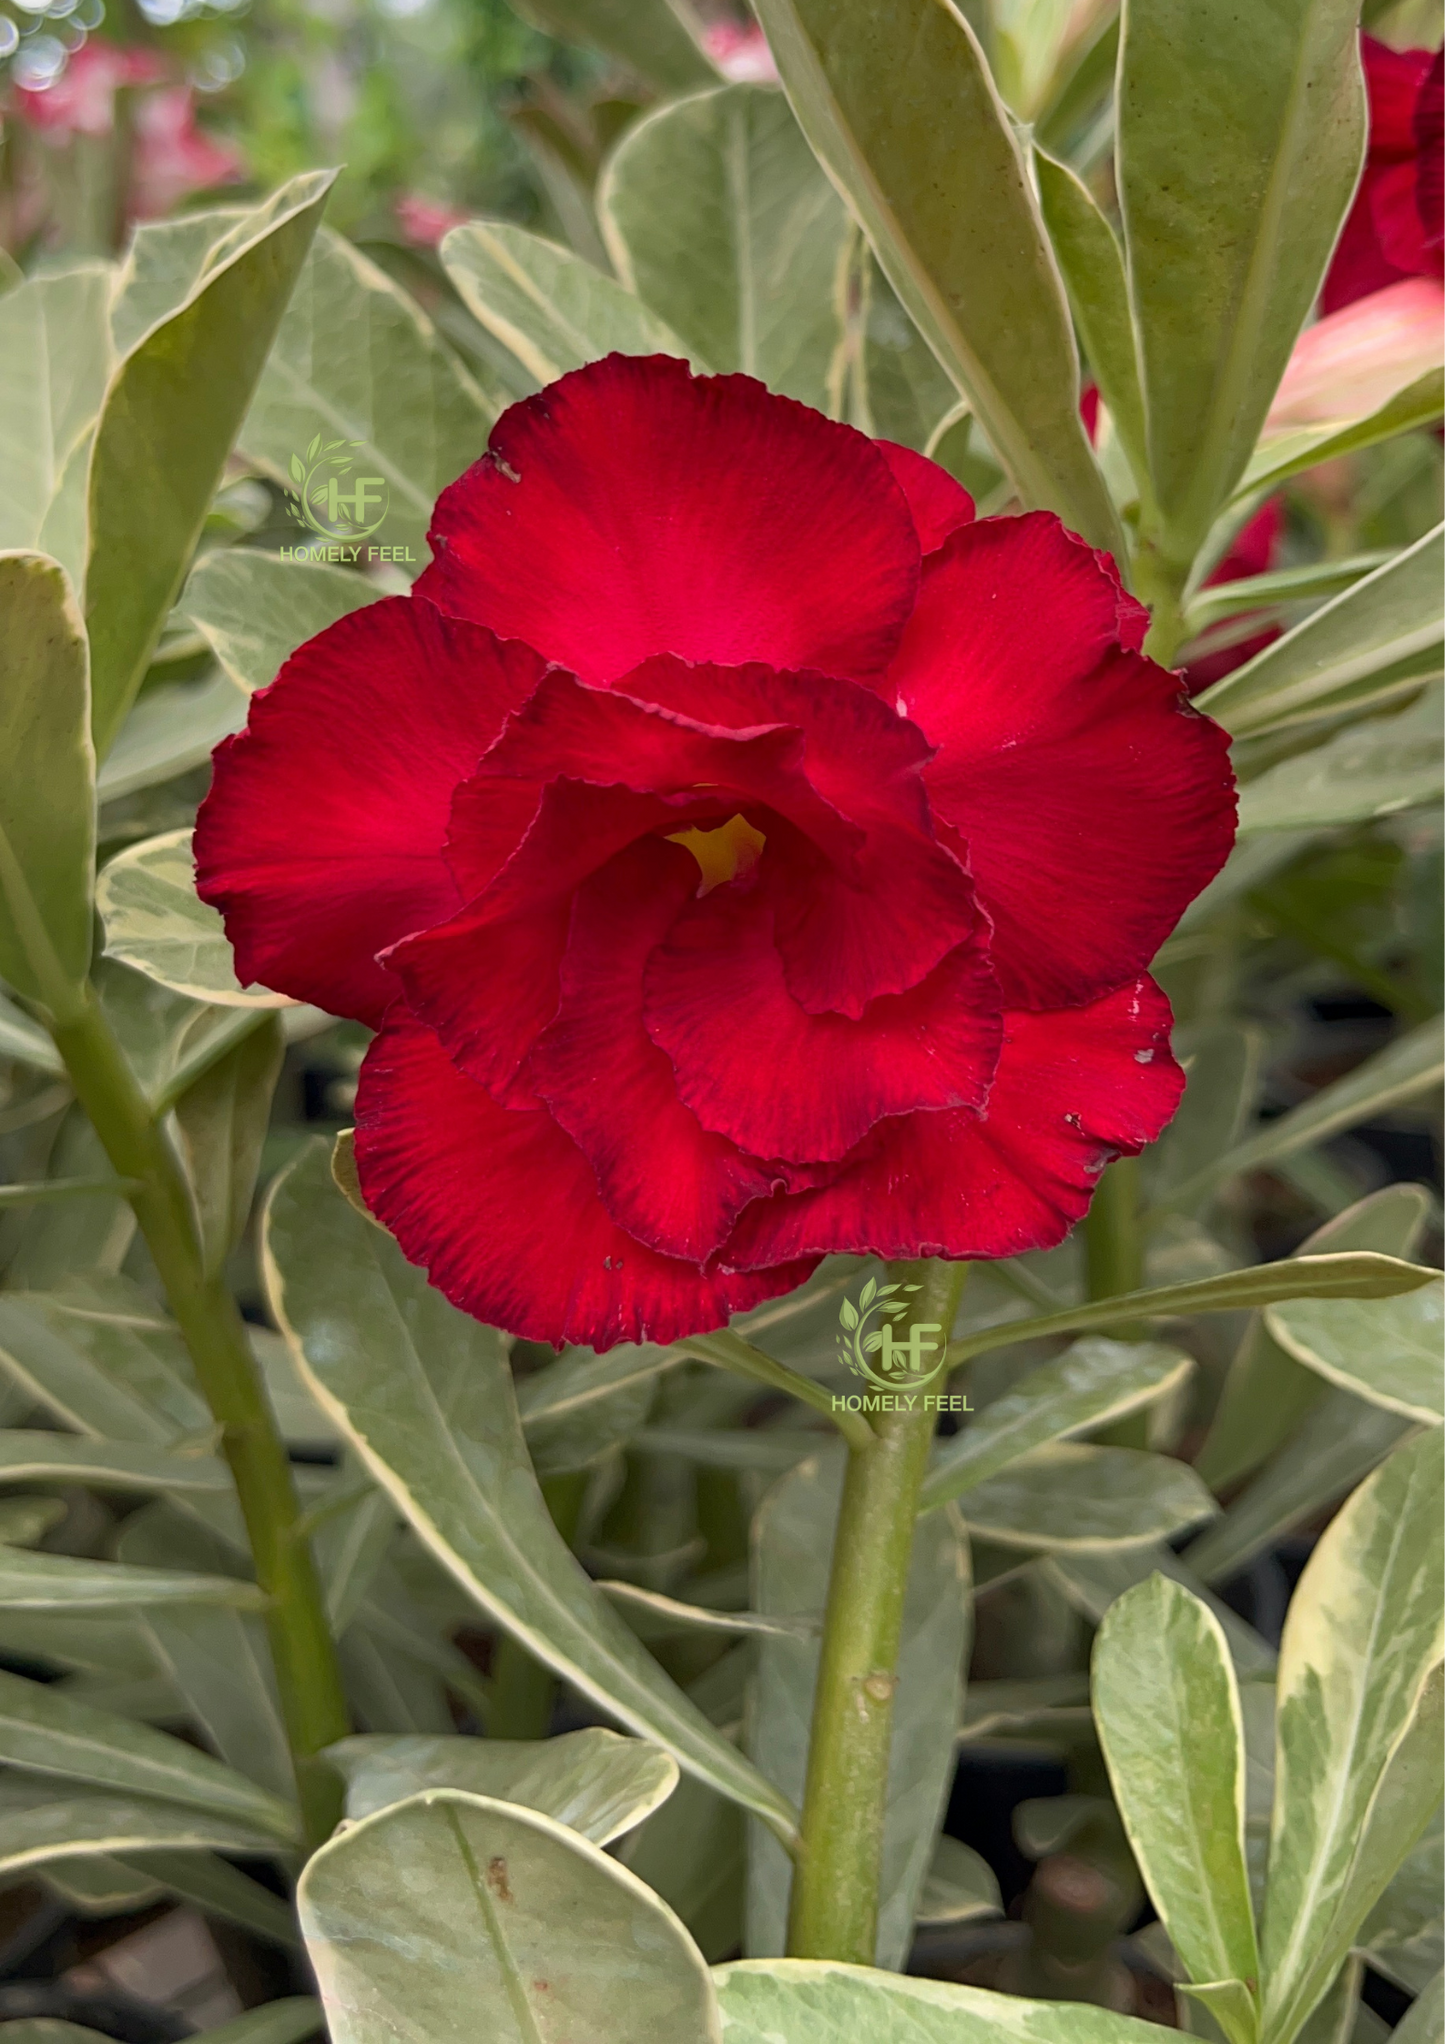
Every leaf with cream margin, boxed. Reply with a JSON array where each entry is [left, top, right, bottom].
[[1151, 1027, 1445, 1215], [1393, 1973, 1444, 2044], [746, 1449, 968, 1969], [1198, 525, 1443, 739], [98, 829, 289, 1008], [916, 1836, 1002, 1925], [442, 221, 697, 389], [516, 1341, 676, 1477], [0, 267, 114, 586], [1235, 688, 1443, 834], [0, 1432, 230, 1494], [261, 1141, 798, 1843], [239, 226, 496, 566], [712, 1960, 1183, 2042], [1260, 1429, 1445, 2044], [1093, 1577, 1259, 2044], [325, 1728, 677, 1844], [0, 1665, 295, 1841], [180, 547, 381, 695], [0, 1776, 286, 1876], [920, 1340, 1193, 1513], [954, 1443, 1217, 1551], [97, 673, 249, 804], [507, 0, 716, 94], [0, 551, 94, 1013], [0, 1546, 265, 1611], [298, 1790, 722, 2044], [86, 173, 334, 758], [750, 0, 1121, 551], [599, 84, 849, 411], [1266, 1281, 1444, 1425], [1116, 0, 1366, 558], [1197, 1185, 1431, 1493], [1185, 1387, 1411, 1589]]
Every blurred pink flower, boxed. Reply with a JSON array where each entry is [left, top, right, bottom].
[[1267, 275, 1445, 430], [703, 21, 778, 83], [129, 86, 244, 218], [395, 193, 468, 248], [12, 38, 166, 137]]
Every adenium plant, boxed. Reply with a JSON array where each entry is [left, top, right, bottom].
[[0, 1, 1439, 2042]]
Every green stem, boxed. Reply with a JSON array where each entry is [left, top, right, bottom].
[[488, 1470, 588, 1740], [51, 987, 348, 1847], [785, 1259, 967, 1964], [1084, 1156, 1150, 1441]]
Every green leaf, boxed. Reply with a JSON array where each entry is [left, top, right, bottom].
[[325, 1728, 678, 1844], [712, 1960, 1176, 2042], [1395, 1973, 1444, 2044], [1261, 1431, 1445, 2044], [1198, 526, 1444, 739], [601, 1580, 812, 1642], [299, 1789, 722, 2043], [1185, 1389, 1410, 1589], [1359, 1816, 1444, 1996], [0, 267, 115, 587], [600, 84, 850, 410], [0, 1279, 208, 1444], [747, 1450, 968, 1969], [0, 1665, 295, 1839], [1147, 1020, 1266, 1215], [0, 1432, 229, 1494], [516, 1342, 675, 1477], [442, 222, 696, 389], [1235, 371, 1445, 505], [1197, 1186, 1430, 1493], [0, 1776, 285, 1875], [1236, 687, 1443, 834], [1047, 1545, 1277, 1681], [0, 1545, 264, 1611], [97, 828, 287, 1008], [108, 205, 250, 357], [44, 1853, 168, 1914], [1094, 1577, 1259, 2027], [1185, 553, 1392, 635], [508, 0, 716, 92], [916, 1834, 1002, 1925], [115, 1504, 295, 1806], [86, 173, 334, 758], [921, 1339, 1193, 1513], [851, 251, 960, 451], [952, 1252, 1438, 1365], [0, 551, 94, 1013], [1266, 1282, 1444, 1425], [97, 673, 249, 804], [1034, 150, 1149, 491], [1117, 0, 1365, 557], [751, 0, 1121, 550], [954, 1442, 1216, 1551], [616, 1763, 745, 1964], [0, 1499, 68, 1547], [239, 227, 496, 566], [181, 547, 381, 695], [127, 1850, 302, 1947], [262, 1142, 798, 1843], [1155, 1024, 1445, 1213], [173, 1014, 286, 1277]]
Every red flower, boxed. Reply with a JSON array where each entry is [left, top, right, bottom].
[[1323, 37, 1443, 313], [197, 357, 1235, 1348]]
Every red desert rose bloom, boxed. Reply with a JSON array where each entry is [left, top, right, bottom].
[[1323, 37, 1444, 313], [196, 356, 1236, 1349]]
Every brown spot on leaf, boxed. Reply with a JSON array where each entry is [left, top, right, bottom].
[[486, 1855, 513, 1902]]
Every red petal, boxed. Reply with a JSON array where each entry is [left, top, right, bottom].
[[1362, 35, 1435, 155], [889, 516, 1235, 1009], [195, 599, 544, 1025], [418, 354, 920, 685], [722, 979, 1184, 1266], [354, 1006, 817, 1348], [645, 881, 1001, 1163], [523, 839, 785, 1260], [614, 656, 981, 1013], [875, 440, 975, 554]]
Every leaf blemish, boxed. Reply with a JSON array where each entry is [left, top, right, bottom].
[[486, 1855, 513, 1903]]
